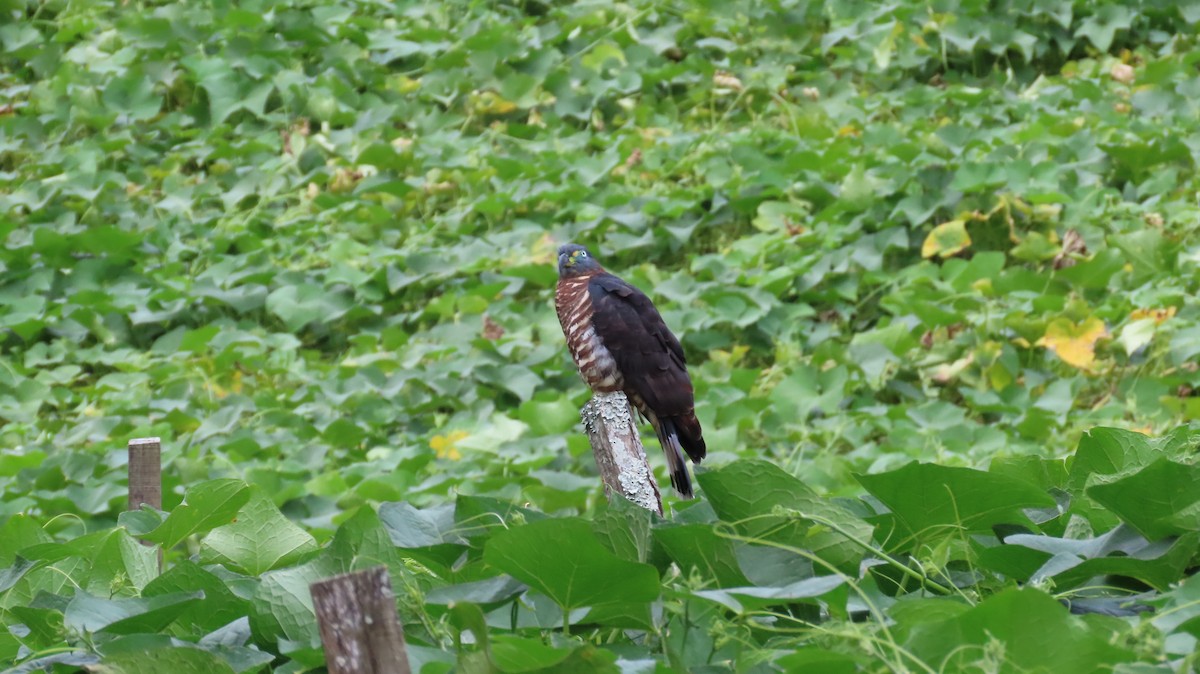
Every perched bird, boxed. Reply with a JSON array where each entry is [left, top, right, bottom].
[[554, 243, 706, 497]]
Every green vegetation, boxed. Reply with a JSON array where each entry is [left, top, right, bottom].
[[3, 0, 1200, 671]]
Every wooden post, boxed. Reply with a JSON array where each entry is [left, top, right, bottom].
[[128, 437, 162, 511], [580, 391, 663, 515], [310, 566, 412, 674], [127, 437, 163, 572]]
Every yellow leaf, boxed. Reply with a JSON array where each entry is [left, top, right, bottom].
[[1037, 317, 1108, 370], [469, 90, 518, 115], [922, 219, 971, 258], [430, 430, 469, 461], [1129, 306, 1175, 324]]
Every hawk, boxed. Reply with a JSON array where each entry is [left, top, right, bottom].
[[554, 243, 706, 498]]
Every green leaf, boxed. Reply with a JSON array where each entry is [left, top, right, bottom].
[[249, 557, 335, 644], [324, 506, 410, 575], [454, 495, 547, 536], [8, 601, 69, 650], [64, 591, 203, 636], [735, 544, 815, 586], [379, 501, 463, 547], [1087, 458, 1200, 539], [89, 646, 236, 674], [142, 561, 251, 632], [187, 57, 273, 124], [517, 396, 579, 436], [652, 523, 750, 588], [200, 487, 318, 575], [1151, 573, 1200, 637], [752, 201, 806, 232], [140, 479, 251, 549], [692, 575, 846, 613], [1010, 231, 1059, 262], [1067, 427, 1158, 491], [489, 634, 574, 672], [772, 648, 860, 674], [425, 576, 527, 606], [989, 455, 1069, 493], [18, 529, 158, 595], [591, 494, 656, 564], [1112, 229, 1173, 284], [194, 618, 276, 672], [102, 71, 162, 121], [265, 284, 353, 331], [1117, 318, 1158, 356], [999, 525, 1197, 590], [698, 461, 874, 573], [856, 462, 1054, 548], [1074, 5, 1133, 52], [483, 518, 660, 612], [0, 556, 36, 593], [904, 588, 1135, 673]]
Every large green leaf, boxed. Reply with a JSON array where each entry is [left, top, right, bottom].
[[996, 525, 1197, 590], [248, 557, 336, 645], [199, 487, 318, 575], [653, 523, 750, 588], [0, 556, 36, 593], [90, 646, 237, 674], [591, 494, 656, 564], [1087, 458, 1200, 539], [137, 479, 251, 549], [1151, 573, 1200, 638], [856, 462, 1054, 547], [698, 460, 873, 573], [1066, 428, 1158, 492], [265, 284, 353, 331], [904, 588, 1136, 673], [142, 561, 251, 633], [63, 591, 203, 636], [102, 70, 163, 121], [691, 575, 846, 613], [484, 518, 660, 612]]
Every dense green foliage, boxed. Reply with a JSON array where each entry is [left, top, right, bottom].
[[3, 0, 1200, 671]]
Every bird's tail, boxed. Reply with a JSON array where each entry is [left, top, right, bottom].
[[673, 411, 706, 463], [655, 417, 695, 499]]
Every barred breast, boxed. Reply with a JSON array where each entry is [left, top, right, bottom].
[[555, 277, 624, 392]]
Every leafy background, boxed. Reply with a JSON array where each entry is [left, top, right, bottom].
[[3, 0, 1200, 671]]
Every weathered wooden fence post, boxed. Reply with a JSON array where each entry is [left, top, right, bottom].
[[310, 566, 412, 674], [580, 391, 663, 515], [127, 437, 163, 572]]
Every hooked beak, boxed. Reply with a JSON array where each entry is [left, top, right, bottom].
[[559, 252, 572, 268]]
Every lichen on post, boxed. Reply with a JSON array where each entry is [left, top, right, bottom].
[[580, 390, 663, 516]]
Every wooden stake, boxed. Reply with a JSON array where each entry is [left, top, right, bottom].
[[127, 437, 163, 572], [580, 391, 663, 516], [127, 437, 162, 511], [311, 567, 412, 674]]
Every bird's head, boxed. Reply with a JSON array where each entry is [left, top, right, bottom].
[[557, 243, 601, 277]]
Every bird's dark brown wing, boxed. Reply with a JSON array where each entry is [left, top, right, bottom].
[[587, 273, 693, 416]]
